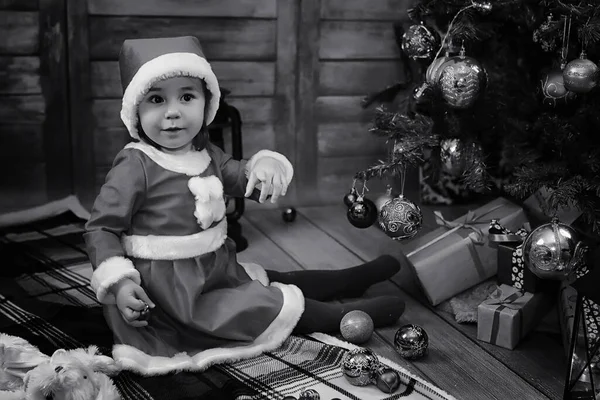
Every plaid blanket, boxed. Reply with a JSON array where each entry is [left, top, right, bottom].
[[0, 216, 456, 400]]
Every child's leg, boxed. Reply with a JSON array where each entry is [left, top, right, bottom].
[[293, 296, 405, 334], [266, 255, 400, 301]]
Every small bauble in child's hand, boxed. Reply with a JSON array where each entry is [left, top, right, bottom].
[[340, 310, 374, 344], [138, 302, 151, 321]]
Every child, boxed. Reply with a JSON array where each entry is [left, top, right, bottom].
[[84, 36, 405, 376]]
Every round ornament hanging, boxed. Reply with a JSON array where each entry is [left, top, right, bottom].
[[347, 195, 378, 229], [522, 217, 587, 280], [340, 348, 380, 386], [378, 195, 423, 240], [426, 55, 451, 84], [401, 23, 441, 61], [563, 52, 600, 94], [438, 49, 487, 109], [343, 186, 359, 208], [539, 67, 577, 108]]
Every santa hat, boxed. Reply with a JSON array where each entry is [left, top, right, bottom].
[[118, 36, 221, 140]]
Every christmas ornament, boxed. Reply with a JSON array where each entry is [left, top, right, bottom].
[[440, 138, 465, 176], [438, 49, 487, 109], [522, 217, 587, 280], [298, 388, 320, 400], [533, 14, 558, 52], [375, 185, 394, 211], [563, 52, 599, 94], [340, 310, 374, 344], [347, 196, 378, 229], [340, 348, 380, 386], [343, 186, 358, 208], [374, 366, 402, 394], [138, 302, 151, 321], [401, 23, 440, 61], [282, 207, 297, 222], [426, 55, 451, 84], [394, 324, 429, 360], [472, 1, 492, 14], [413, 82, 432, 104], [378, 195, 423, 240], [539, 67, 577, 108]]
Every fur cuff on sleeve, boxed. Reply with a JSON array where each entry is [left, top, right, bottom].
[[91, 256, 141, 304], [246, 150, 294, 185]]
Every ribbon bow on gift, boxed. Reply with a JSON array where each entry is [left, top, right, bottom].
[[434, 210, 486, 244], [484, 286, 527, 345], [488, 219, 530, 244]]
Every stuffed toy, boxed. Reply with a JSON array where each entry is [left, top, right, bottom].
[[0, 334, 121, 400], [0, 333, 49, 391]]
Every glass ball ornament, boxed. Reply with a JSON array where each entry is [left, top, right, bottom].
[[298, 388, 320, 400], [401, 23, 440, 61], [340, 348, 380, 386], [522, 217, 587, 280], [378, 195, 423, 240], [563, 53, 600, 94], [343, 187, 358, 208], [374, 366, 402, 394], [347, 196, 378, 229], [282, 207, 297, 223], [438, 51, 487, 109], [340, 310, 374, 344], [539, 67, 577, 108], [394, 324, 429, 360]]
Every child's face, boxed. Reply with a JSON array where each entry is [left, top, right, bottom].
[[138, 76, 206, 153]]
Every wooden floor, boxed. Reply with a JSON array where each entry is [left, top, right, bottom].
[[239, 203, 567, 400]]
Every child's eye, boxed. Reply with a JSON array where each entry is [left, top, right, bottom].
[[148, 95, 164, 104], [181, 93, 195, 102]]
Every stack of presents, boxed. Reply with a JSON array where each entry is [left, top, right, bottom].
[[403, 188, 599, 352]]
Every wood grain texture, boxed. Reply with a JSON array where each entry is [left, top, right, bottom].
[[0, 124, 44, 163], [318, 122, 387, 157], [0, 56, 41, 94], [0, 0, 38, 10], [0, 95, 45, 122], [89, 17, 276, 61], [88, 0, 277, 18], [319, 60, 404, 96], [67, 0, 96, 207], [316, 95, 377, 123], [0, 11, 39, 54], [321, 0, 410, 20], [39, 0, 71, 200], [90, 61, 275, 98], [320, 21, 401, 59]]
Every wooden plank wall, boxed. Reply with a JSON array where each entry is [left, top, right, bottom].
[[0, 0, 71, 212]]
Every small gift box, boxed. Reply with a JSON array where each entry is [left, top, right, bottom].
[[404, 197, 528, 306], [488, 220, 558, 293], [477, 284, 555, 350]]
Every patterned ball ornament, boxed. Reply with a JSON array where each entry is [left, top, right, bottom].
[[401, 23, 441, 61], [340, 348, 380, 386], [563, 53, 600, 94], [394, 324, 429, 360], [298, 388, 320, 400], [539, 68, 577, 108], [378, 195, 423, 240], [522, 217, 587, 280], [347, 196, 378, 229], [426, 55, 451, 84], [340, 310, 374, 344], [438, 51, 487, 109], [374, 366, 402, 394]]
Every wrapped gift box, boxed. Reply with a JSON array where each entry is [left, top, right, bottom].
[[405, 197, 528, 306], [496, 242, 559, 293], [477, 284, 555, 350], [557, 281, 600, 356]]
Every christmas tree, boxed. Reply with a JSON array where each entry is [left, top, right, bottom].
[[356, 0, 600, 233]]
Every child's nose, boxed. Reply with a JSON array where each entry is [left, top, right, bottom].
[[165, 107, 181, 119]]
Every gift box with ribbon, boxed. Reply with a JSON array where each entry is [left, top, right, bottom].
[[488, 220, 559, 293], [404, 197, 528, 306], [477, 284, 555, 350]]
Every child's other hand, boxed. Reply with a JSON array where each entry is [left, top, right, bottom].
[[113, 279, 155, 327], [245, 157, 288, 203]]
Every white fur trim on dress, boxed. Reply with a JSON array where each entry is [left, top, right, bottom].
[[188, 175, 226, 230], [112, 282, 304, 375], [125, 142, 211, 176], [120, 52, 220, 139], [121, 218, 227, 260], [240, 262, 270, 286], [246, 150, 294, 185], [91, 256, 141, 304]]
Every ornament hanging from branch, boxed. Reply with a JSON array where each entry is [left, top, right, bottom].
[[401, 22, 441, 61]]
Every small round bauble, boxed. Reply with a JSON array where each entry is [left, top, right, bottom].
[[343, 188, 358, 208], [282, 207, 297, 223], [440, 138, 465, 176], [340, 310, 374, 344], [340, 348, 380, 386], [394, 324, 429, 360], [539, 68, 577, 108], [401, 23, 440, 61], [439, 54, 487, 109], [378, 195, 423, 240], [522, 217, 586, 280], [374, 366, 402, 394], [298, 388, 320, 400], [563, 54, 599, 94], [347, 196, 378, 229]]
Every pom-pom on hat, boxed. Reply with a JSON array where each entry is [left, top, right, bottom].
[[118, 36, 221, 139]]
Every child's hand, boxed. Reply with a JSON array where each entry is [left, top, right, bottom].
[[245, 157, 289, 203], [113, 279, 155, 328]]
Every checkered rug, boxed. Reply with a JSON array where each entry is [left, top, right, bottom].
[[0, 209, 456, 400]]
